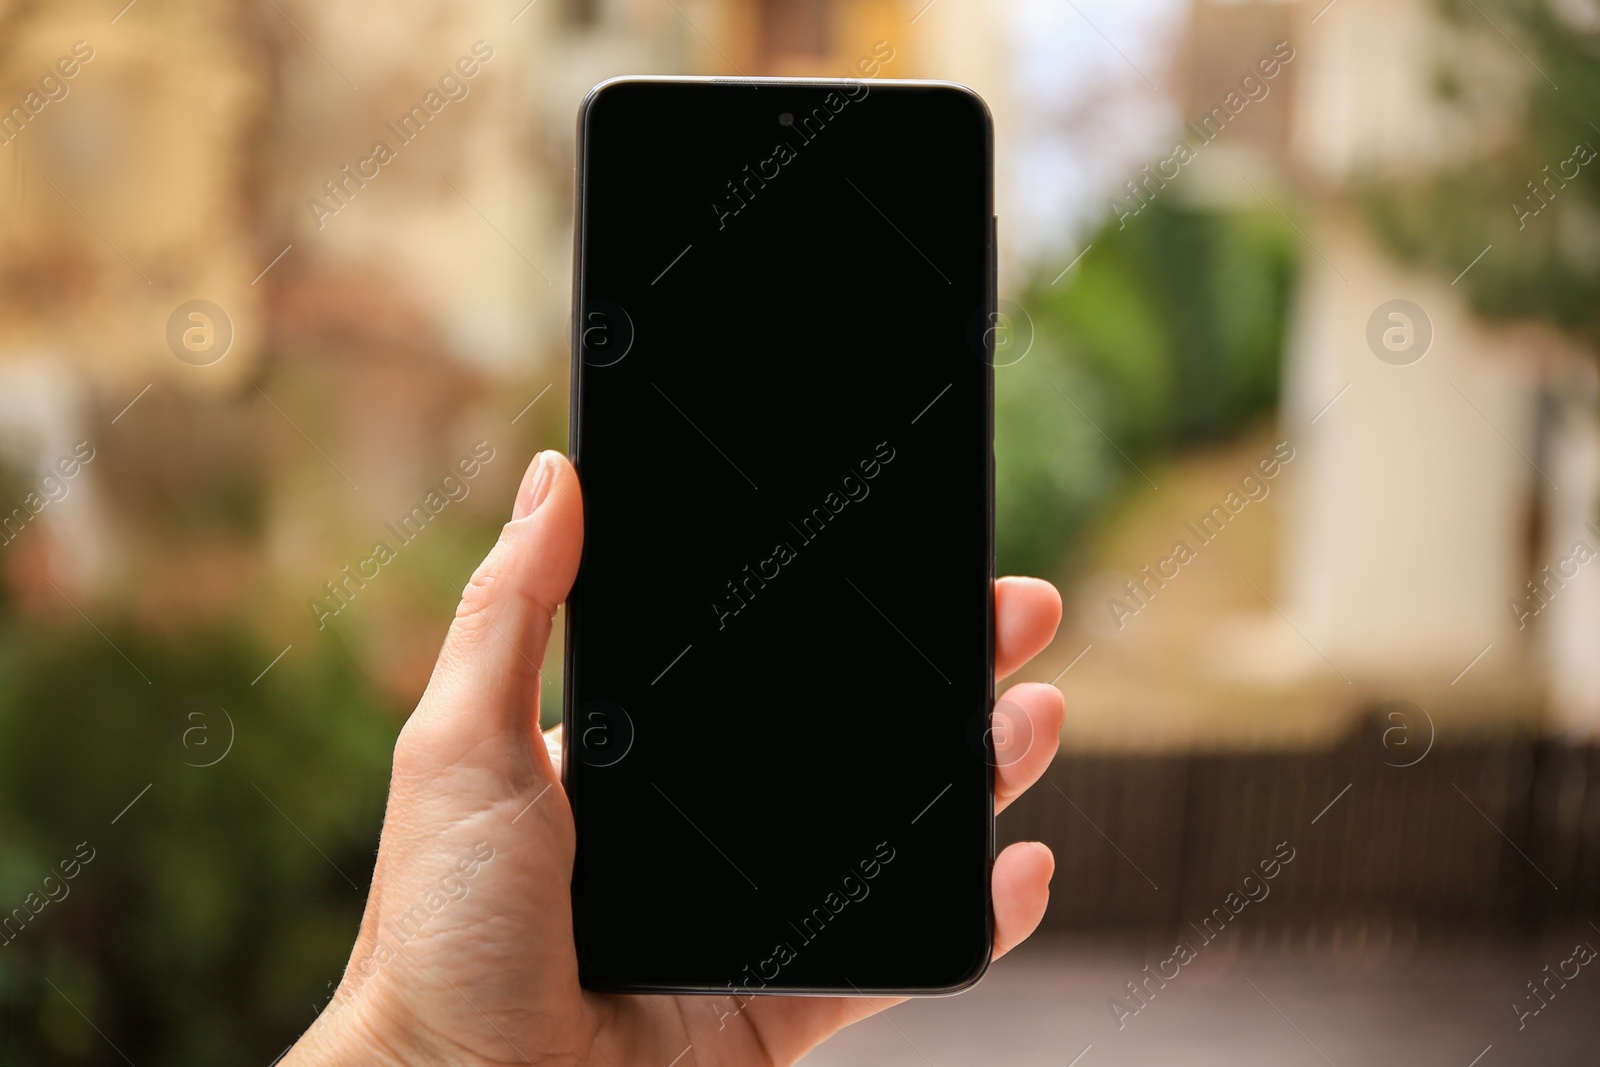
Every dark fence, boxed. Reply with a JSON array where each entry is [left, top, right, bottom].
[[999, 718, 1600, 936]]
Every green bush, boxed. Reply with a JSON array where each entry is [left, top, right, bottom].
[[0, 623, 395, 1065], [997, 199, 1299, 576]]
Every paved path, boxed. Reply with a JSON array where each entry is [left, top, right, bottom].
[[800, 934, 1600, 1066]]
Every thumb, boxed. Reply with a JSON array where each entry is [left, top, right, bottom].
[[397, 450, 583, 778]]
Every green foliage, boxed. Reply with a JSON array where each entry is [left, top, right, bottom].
[[0, 622, 395, 1065], [996, 199, 1298, 576], [1364, 0, 1600, 340]]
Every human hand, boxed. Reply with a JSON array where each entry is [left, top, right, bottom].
[[285, 449, 1065, 1067]]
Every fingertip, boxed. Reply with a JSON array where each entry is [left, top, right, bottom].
[[1008, 681, 1066, 732], [992, 840, 1054, 959], [1022, 839, 1055, 882], [531, 451, 582, 530], [1003, 839, 1055, 885], [998, 576, 1063, 619], [480, 451, 584, 621], [512, 450, 558, 521], [995, 577, 1064, 680], [993, 683, 1065, 814]]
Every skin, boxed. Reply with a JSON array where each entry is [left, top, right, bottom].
[[286, 450, 1066, 1067]]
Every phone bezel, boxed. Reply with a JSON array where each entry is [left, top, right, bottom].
[[565, 76, 998, 997]]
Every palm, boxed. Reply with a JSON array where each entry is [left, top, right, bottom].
[[288, 452, 1063, 1067]]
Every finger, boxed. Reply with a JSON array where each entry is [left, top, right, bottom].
[[993, 682, 1064, 815], [991, 840, 1054, 957], [745, 841, 1055, 1062], [996, 576, 1062, 681], [396, 450, 583, 778]]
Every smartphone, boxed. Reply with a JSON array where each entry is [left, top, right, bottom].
[[564, 75, 995, 996]]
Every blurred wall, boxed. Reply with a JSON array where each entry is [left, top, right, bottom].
[[1175, 0, 1600, 735]]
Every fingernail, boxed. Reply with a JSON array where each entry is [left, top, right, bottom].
[[513, 451, 557, 520]]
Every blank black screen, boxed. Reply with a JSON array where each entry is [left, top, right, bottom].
[[565, 78, 994, 994]]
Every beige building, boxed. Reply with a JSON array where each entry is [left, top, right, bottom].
[[1282, 0, 1599, 737], [1194, 0, 1600, 737], [1048, 0, 1598, 749]]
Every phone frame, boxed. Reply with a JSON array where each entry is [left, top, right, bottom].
[[563, 75, 998, 996]]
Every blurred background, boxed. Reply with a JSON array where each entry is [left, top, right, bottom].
[[0, 0, 1598, 1062]]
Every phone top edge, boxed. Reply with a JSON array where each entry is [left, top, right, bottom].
[[577, 75, 993, 119], [581, 73, 986, 89], [576, 75, 996, 213]]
